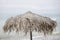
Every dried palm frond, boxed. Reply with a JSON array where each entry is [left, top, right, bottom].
[[3, 11, 57, 35]]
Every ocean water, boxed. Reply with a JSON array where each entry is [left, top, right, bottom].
[[0, 32, 60, 40]]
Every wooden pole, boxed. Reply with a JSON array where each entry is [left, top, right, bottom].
[[30, 30, 32, 40], [26, 18, 32, 40]]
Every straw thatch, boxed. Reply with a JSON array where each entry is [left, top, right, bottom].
[[3, 11, 57, 35]]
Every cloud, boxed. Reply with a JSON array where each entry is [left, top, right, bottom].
[[0, 0, 60, 17], [0, 0, 58, 10]]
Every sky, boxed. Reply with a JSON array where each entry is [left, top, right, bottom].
[[0, 0, 60, 15], [0, 0, 60, 32]]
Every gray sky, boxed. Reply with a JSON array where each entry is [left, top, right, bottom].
[[0, 0, 60, 14]]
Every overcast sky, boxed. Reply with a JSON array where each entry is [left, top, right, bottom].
[[0, 0, 60, 15]]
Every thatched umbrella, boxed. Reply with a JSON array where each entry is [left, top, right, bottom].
[[3, 11, 57, 40]]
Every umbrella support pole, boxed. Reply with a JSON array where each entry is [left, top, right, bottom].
[[30, 30, 32, 40]]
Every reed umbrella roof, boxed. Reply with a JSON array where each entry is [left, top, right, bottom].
[[3, 11, 57, 35]]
